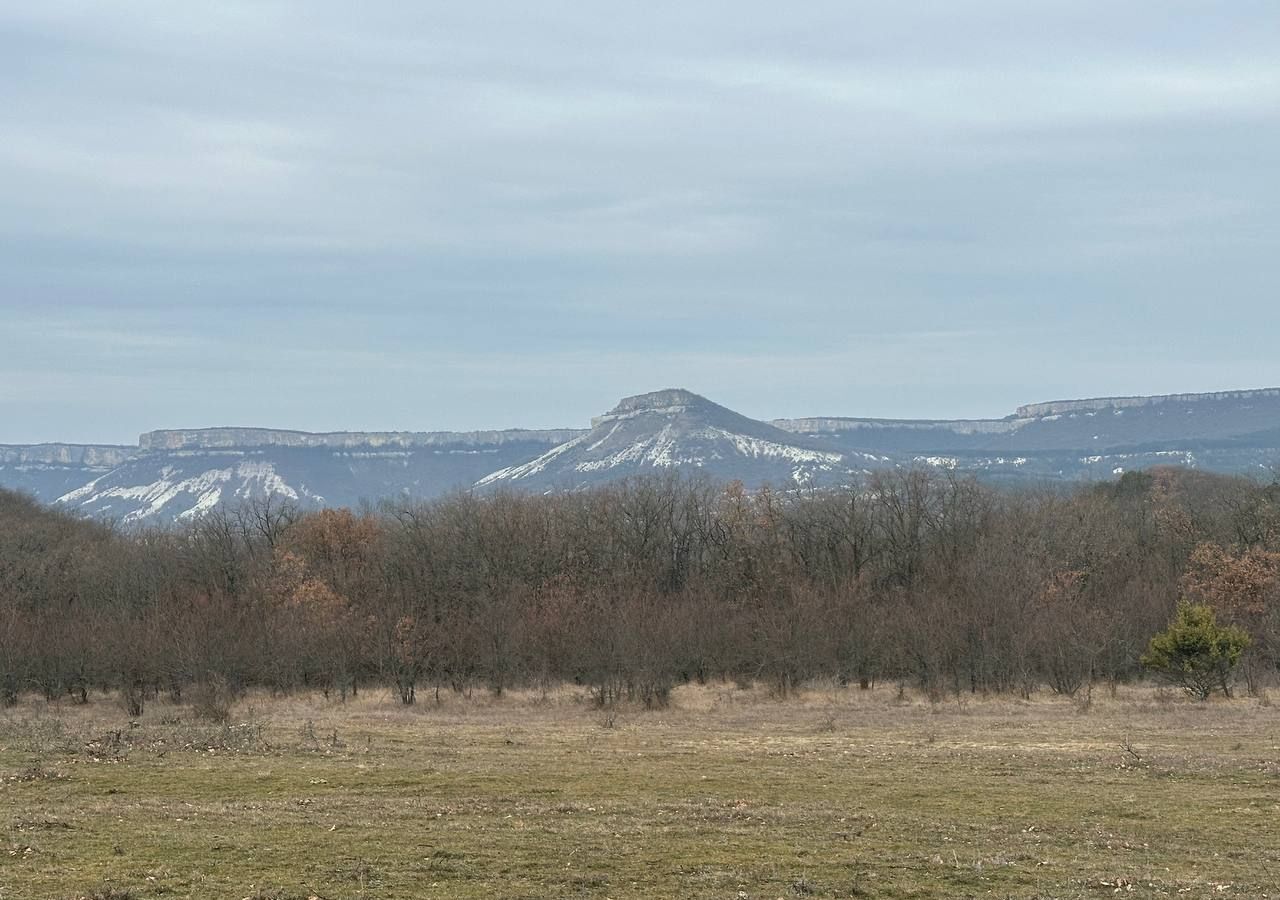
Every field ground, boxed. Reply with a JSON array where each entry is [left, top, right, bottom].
[[1, 683, 1279, 899]]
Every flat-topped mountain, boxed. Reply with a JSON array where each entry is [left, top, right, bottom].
[[139, 426, 585, 451], [2, 385, 1278, 522], [774, 387, 1280, 457], [1012, 388, 1280, 419], [0, 443, 135, 502], [22, 428, 578, 523], [478, 389, 854, 491]]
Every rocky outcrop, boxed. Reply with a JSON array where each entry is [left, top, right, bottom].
[[0, 444, 134, 466], [139, 427, 584, 451], [1015, 388, 1280, 419], [772, 417, 1019, 436]]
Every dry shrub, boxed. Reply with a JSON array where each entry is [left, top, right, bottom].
[[188, 676, 237, 723], [633, 678, 672, 710], [119, 683, 145, 718]]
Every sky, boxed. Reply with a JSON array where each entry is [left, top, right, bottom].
[[3, 1, 1279, 444]]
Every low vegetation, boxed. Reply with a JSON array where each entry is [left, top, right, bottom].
[[4, 469, 1280, 896], [2, 684, 1278, 899]]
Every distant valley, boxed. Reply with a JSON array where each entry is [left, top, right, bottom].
[[3, 386, 1279, 523]]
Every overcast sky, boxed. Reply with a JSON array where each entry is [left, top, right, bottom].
[[3, 1, 1279, 443]]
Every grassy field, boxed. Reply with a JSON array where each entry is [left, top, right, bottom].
[[2, 683, 1278, 899]]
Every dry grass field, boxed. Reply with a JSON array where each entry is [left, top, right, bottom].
[[2, 683, 1279, 899]]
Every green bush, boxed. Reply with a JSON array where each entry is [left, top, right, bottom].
[[1141, 602, 1249, 700]]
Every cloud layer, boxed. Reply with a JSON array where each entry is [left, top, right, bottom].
[[3, 1, 1278, 442]]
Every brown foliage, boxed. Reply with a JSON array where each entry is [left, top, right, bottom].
[[3, 466, 1280, 707]]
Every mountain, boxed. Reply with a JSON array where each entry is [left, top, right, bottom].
[[772, 388, 1280, 481], [476, 389, 859, 491], [36, 428, 582, 524], [2, 386, 1278, 523], [0, 444, 134, 503], [774, 388, 1280, 453]]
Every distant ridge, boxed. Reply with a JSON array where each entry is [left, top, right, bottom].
[[139, 426, 585, 451], [0, 443, 134, 466], [1014, 388, 1280, 419], [2, 384, 1279, 522]]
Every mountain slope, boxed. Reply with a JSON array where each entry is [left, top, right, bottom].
[[772, 388, 1280, 481], [774, 388, 1280, 453], [477, 389, 857, 491], [0, 444, 134, 503], [52, 430, 582, 524]]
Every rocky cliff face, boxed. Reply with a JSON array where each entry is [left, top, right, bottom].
[[0, 443, 137, 505], [139, 427, 585, 451], [0, 444, 134, 466], [772, 417, 1019, 436], [1014, 388, 1280, 419]]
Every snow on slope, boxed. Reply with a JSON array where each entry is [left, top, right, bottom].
[[477, 389, 854, 491], [47, 435, 575, 524], [59, 459, 320, 523]]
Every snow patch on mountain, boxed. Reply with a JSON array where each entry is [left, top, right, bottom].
[[476, 389, 857, 491], [574, 425, 688, 472], [57, 460, 315, 523], [475, 434, 594, 485], [717, 429, 842, 465]]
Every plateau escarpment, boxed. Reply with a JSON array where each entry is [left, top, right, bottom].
[[139, 427, 585, 451], [1013, 388, 1280, 419], [0, 444, 135, 466], [2, 386, 1278, 523], [776, 387, 1280, 455], [0, 443, 135, 503], [51, 427, 578, 524]]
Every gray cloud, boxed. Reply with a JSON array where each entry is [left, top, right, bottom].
[[2, 1, 1278, 442]]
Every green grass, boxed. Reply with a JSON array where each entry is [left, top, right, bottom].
[[2, 684, 1279, 898]]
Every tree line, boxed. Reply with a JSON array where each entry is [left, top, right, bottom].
[[2, 466, 1279, 712]]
